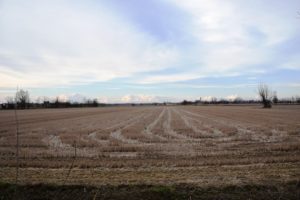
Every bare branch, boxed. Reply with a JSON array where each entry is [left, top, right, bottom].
[[257, 84, 272, 108]]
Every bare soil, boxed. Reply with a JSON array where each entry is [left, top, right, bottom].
[[0, 105, 299, 198]]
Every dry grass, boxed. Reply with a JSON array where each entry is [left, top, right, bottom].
[[0, 105, 299, 187]]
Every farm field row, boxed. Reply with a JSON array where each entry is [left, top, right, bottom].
[[0, 105, 300, 186]]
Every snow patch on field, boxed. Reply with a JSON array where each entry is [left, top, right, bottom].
[[42, 135, 70, 149], [87, 132, 108, 144], [110, 130, 139, 144], [42, 134, 101, 157]]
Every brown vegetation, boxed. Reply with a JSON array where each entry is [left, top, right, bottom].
[[0, 105, 299, 189]]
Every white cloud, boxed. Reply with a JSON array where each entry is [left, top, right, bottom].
[[121, 94, 157, 103], [97, 96, 109, 104], [165, 0, 299, 74], [137, 73, 203, 84], [68, 94, 89, 103], [201, 96, 216, 102], [57, 94, 69, 103], [171, 0, 296, 45], [159, 83, 258, 89], [225, 94, 239, 102], [0, 0, 179, 88], [281, 55, 300, 70], [0, 0, 299, 90], [120, 94, 179, 103]]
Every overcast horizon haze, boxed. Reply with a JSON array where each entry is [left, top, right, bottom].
[[1, 0, 300, 103]]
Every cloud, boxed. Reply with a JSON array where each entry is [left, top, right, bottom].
[[281, 55, 300, 70], [97, 96, 109, 104], [0, 0, 179, 88], [201, 96, 216, 102], [56, 94, 69, 103], [137, 73, 203, 84], [102, 0, 191, 43], [132, 0, 300, 85], [121, 94, 178, 103], [0, 0, 299, 94], [225, 94, 239, 102], [163, 0, 300, 75], [34, 93, 91, 103], [165, 83, 258, 89]]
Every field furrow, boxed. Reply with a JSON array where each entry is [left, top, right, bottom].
[[0, 105, 299, 188]]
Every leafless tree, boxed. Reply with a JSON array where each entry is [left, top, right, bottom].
[[13, 89, 20, 187], [272, 91, 278, 104], [257, 84, 272, 108], [15, 89, 30, 109]]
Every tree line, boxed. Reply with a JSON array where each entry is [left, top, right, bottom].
[[1, 85, 299, 110], [181, 84, 300, 108], [180, 96, 300, 106], [1, 89, 102, 109]]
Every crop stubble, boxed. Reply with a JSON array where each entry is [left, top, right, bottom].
[[0, 105, 299, 186]]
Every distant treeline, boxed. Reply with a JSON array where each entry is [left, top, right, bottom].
[[1, 97, 299, 110], [1, 99, 104, 110], [1, 88, 299, 110], [180, 97, 300, 106], [0, 89, 108, 109]]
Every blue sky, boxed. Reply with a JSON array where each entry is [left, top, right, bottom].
[[0, 0, 299, 103]]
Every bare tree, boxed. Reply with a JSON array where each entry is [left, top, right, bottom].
[[272, 91, 278, 104], [15, 89, 30, 109], [257, 84, 272, 108], [54, 96, 59, 105], [13, 90, 20, 186]]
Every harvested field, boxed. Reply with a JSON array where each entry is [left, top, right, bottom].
[[0, 105, 300, 199]]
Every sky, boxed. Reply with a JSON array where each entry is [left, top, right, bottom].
[[0, 0, 300, 103]]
